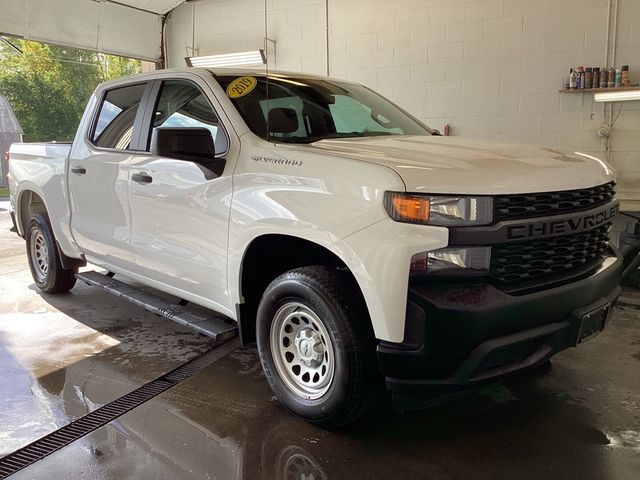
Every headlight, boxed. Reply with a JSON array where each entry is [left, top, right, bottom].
[[384, 192, 492, 226], [410, 247, 491, 277]]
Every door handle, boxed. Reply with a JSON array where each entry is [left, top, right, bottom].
[[71, 167, 86, 175], [132, 173, 153, 184]]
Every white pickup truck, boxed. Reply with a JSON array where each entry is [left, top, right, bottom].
[[8, 68, 622, 427]]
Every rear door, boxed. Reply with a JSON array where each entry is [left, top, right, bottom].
[[128, 75, 236, 315], [68, 81, 151, 270]]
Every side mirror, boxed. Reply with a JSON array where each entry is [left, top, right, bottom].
[[150, 127, 215, 162]]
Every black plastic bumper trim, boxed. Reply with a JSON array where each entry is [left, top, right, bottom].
[[384, 284, 620, 412], [386, 320, 568, 392], [379, 254, 623, 411]]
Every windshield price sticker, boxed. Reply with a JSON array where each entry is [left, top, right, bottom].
[[227, 76, 257, 98]]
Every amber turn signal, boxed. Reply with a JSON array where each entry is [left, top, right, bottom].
[[385, 192, 430, 223]]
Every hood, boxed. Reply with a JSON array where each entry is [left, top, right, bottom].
[[308, 136, 615, 194]]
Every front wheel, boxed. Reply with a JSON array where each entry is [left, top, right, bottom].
[[26, 213, 77, 294], [256, 266, 379, 428]]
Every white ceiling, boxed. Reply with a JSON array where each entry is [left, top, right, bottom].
[[0, 0, 189, 61], [113, 0, 187, 15]]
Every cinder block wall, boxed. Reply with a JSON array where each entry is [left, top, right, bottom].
[[165, 0, 640, 208]]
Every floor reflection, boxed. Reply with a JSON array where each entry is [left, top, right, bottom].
[[19, 345, 621, 480]]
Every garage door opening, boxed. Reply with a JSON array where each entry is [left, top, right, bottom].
[[0, 36, 153, 143]]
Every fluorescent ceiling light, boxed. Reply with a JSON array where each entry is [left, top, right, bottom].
[[594, 90, 640, 102], [186, 50, 266, 68]]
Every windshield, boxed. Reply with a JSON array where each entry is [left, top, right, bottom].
[[215, 73, 432, 143]]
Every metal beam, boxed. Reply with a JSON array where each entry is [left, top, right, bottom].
[[0, 0, 163, 61]]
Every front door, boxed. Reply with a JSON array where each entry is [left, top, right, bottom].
[[68, 82, 149, 270], [128, 78, 234, 315]]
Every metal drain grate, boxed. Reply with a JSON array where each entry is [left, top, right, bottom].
[[0, 337, 240, 479]]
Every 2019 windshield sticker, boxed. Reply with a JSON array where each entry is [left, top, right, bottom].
[[251, 156, 303, 167], [227, 76, 257, 98]]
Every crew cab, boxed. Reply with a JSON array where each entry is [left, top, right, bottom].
[[8, 68, 622, 427]]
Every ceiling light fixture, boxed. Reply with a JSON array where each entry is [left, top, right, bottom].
[[185, 49, 266, 68]]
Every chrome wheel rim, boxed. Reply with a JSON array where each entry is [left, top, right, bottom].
[[30, 229, 49, 282], [270, 302, 335, 400]]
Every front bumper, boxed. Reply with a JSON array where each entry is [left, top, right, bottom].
[[378, 254, 622, 411]]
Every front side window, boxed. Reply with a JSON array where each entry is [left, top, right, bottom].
[[92, 83, 146, 150], [215, 73, 432, 143], [149, 80, 228, 155]]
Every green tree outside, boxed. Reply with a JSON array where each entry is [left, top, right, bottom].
[[0, 38, 141, 142]]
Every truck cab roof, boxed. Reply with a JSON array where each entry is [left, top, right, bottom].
[[95, 67, 358, 91]]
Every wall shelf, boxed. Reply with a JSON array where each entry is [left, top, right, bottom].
[[559, 86, 640, 93]]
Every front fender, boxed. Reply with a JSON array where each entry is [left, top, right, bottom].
[[228, 140, 442, 342], [331, 219, 448, 342], [229, 217, 448, 343]]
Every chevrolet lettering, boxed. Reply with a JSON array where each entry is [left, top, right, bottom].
[[506, 203, 619, 240]]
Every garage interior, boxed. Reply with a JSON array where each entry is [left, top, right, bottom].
[[1, 0, 640, 479]]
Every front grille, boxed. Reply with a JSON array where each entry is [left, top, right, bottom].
[[490, 223, 611, 284], [493, 182, 615, 222]]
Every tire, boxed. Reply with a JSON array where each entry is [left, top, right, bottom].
[[26, 212, 77, 294], [256, 266, 379, 428]]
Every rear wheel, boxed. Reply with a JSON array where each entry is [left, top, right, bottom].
[[26, 213, 77, 294], [256, 266, 379, 428]]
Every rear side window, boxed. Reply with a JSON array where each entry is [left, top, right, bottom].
[[92, 83, 146, 150]]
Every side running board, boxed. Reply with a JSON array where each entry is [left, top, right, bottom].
[[76, 271, 237, 341]]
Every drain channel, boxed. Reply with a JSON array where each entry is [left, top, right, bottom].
[[0, 337, 240, 479]]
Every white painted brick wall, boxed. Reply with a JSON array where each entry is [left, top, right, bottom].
[[447, 21, 484, 42], [166, 0, 640, 205]]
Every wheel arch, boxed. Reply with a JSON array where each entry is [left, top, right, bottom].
[[16, 188, 47, 237], [16, 187, 85, 270], [236, 233, 369, 344]]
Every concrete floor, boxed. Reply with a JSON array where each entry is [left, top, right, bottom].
[[1, 199, 640, 479]]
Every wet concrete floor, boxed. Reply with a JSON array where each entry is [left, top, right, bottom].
[[1, 200, 640, 479]]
